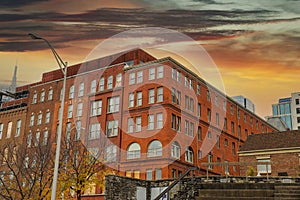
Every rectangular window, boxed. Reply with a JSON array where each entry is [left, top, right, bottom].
[[197, 126, 202, 141], [40, 90, 45, 102], [172, 88, 176, 103], [106, 120, 119, 137], [90, 80, 97, 93], [185, 95, 189, 110], [146, 169, 152, 180], [16, 120, 21, 137], [237, 109, 240, 119], [67, 104, 73, 119], [78, 82, 84, 97], [230, 104, 234, 115], [0, 123, 3, 139], [35, 131, 40, 147], [137, 71, 143, 83], [136, 116, 142, 132], [32, 92, 37, 104], [89, 123, 100, 140], [48, 88, 53, 100], [208, 131, 212, 139], [37, 113, 42, 125], [189, 79, 193, 89], [190, 98, 194, 112], [129, 73, 135, 85], [69, 85, 75, 99], [99, 77, 105, 91], [224, 138, 228, 147], [207, 108, 211, 122], [105, 145, 117, 162], [232, 142, 236, 155], [66, 122, 71, 141], [148, 89, 155, 104], [172, 68, 176, 80], [171, 114, 176, 129], [136, 91, 142, 106], [107, 96, 120, 113], [296, 108, 300, 114], [91, 100, 102, 116], [77, 102, 83, 117], [208, 153, 213, 169], [296, 99, 299, 105], [116, 73, 122, 87], [149, 68, 155, 80], [155, 168, 162, 180], [107, 75, 113, 89], [197, 103, 201, 117], [207, 90, 211, 101], [185, 120, 189, 135], [156, 113, 163, 129], [177, 91, 181, 105], [215, 95, 218, 105], [223, 118, 227, 131], [257, 159, 271, 174], [189, 122, 194, 137], [148, 114, 154, 130], [197, 84, 201, 95], [185, 76, 189, 87], [127, 118, 134, 133], [216, 135, 220, 148], [216, 113, 219, 127], [128, 93, 134, 108], [43, 130, 48, 146], [177, 116, 181, 131], [231, 121, 235, 134], [157, 87, 163, 102], [30, 114, 34, 126], [177, 71, 181, 82], [157, 66, 163, 79], [75, 120, 82, 141]]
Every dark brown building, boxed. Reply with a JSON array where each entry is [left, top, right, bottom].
[[239, 130, 300, 177]]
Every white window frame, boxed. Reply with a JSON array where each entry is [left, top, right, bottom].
[[106, 120, 119, 137], [78, 82, 84, 97], [99, 77, 105, 91], [128, 93, 134, 108], [77, 102, 83, 117], [136, 91, 142, 106], [129, 73, 135, 85], [107, 75, 113, 89], [137, 71, 143, 83], [107, 96, 120, 113], [91, 100, 102, 116], [148, 114, 154, 130], [157, 66, 163, 79], [116, 73, 122, 87], [148, 89, 155, 104], [90, 80, 97, 93], [69, 85, 75, 99], [157, 87, 163, 102], [89, 123, 101, 140], [149, 68, 155, 80]]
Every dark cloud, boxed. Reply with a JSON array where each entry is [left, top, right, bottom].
[[0, 8, 296, 52], [0, 0, 49, 8]]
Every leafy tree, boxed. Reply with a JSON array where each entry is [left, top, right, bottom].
[[58, 136, 113, 200]]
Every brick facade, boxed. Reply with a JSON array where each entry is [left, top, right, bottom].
[[0, 49, 278, 197]]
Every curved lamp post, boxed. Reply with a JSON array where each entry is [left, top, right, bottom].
[[28, 33, 67, 200]]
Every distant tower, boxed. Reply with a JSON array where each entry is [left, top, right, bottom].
[[9, 65, 17, 93]]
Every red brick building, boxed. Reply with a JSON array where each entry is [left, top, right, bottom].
[[239, 130, 300, 177], [0, 49, 278, 197]]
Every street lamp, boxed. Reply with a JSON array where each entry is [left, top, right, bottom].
[[29, 33, 67, 200]]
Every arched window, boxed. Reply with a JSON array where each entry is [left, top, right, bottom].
[[171, 141, 180, 159], [185, 146, 194, 163], [127, 143, 141, 159], [147, 140, 162, 157]]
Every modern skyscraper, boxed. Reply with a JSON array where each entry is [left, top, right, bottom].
[[270, 92, 300, 130], [232, 95, 255, 113]]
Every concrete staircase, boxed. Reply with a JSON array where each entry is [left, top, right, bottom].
[[274, 184, 300, 200], [196, 183, 274, 200]]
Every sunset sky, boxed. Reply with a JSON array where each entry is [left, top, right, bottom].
[[0, 0, 299, 118]]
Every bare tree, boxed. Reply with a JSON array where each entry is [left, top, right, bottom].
[[0, 140, 55, 200]]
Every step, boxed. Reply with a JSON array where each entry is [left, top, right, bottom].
[[199, 189, 274, 197]]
